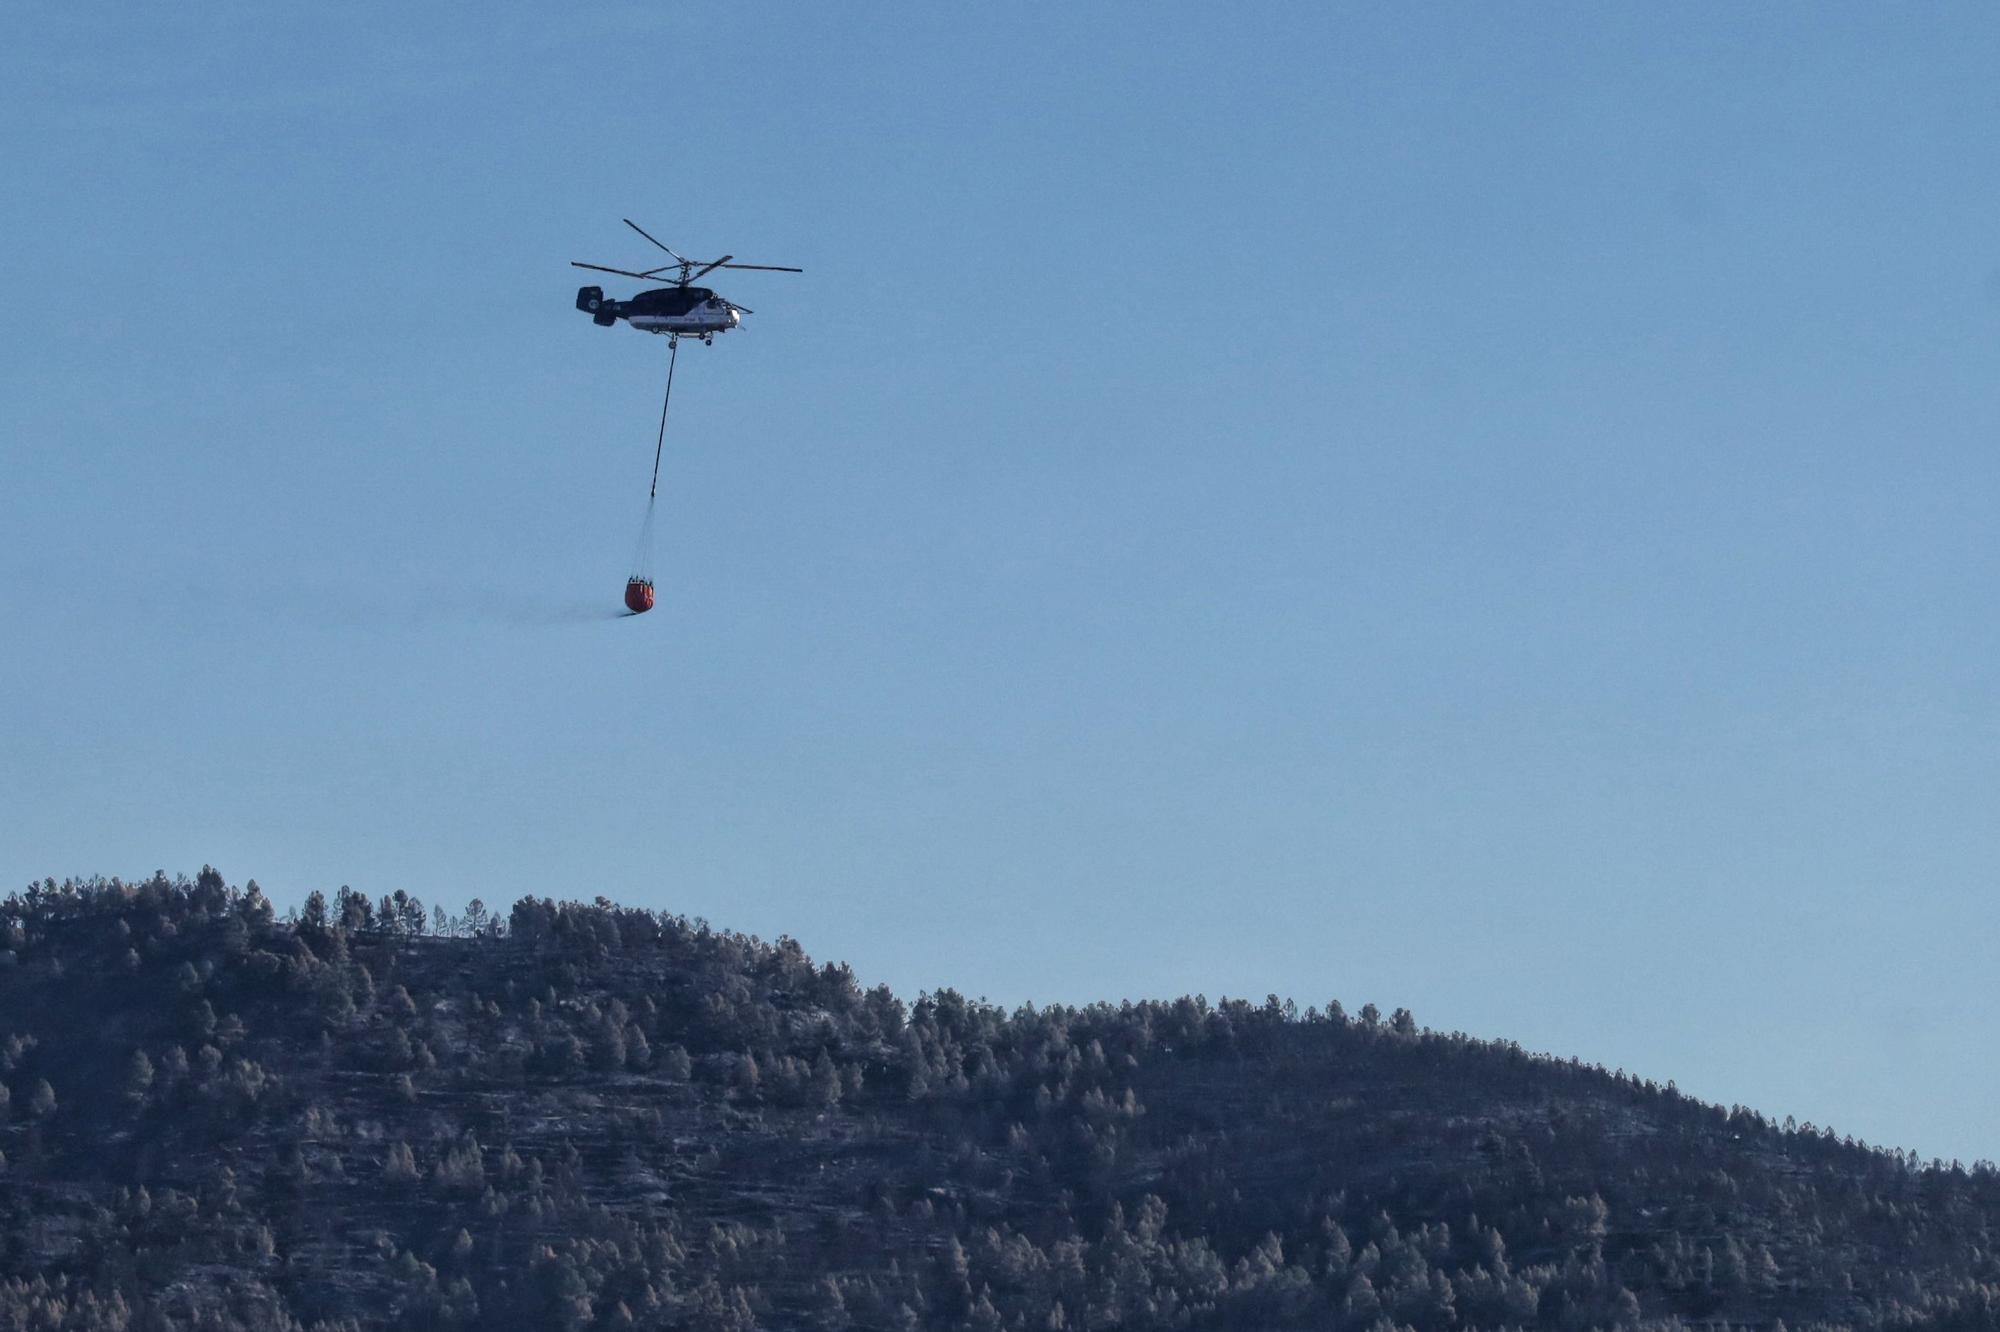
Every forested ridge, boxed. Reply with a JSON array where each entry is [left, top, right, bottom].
[[1, 872, 1996, 1332]]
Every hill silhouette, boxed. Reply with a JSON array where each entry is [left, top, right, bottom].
[[1, 871, 1995, 1331]]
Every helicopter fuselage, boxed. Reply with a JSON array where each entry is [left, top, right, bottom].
[[576, 284, 739, 337]]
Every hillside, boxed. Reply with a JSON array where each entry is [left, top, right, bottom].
[[0, 872, 1995, 1331]]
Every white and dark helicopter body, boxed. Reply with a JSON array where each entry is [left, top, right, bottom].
[[573, 219, 799, 345], [576, 284, 740, 338]]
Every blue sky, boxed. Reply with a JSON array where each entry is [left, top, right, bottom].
[[5, 3, 1999, 1163]]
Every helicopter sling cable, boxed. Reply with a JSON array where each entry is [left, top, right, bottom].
[[624, 338, 679, 614]]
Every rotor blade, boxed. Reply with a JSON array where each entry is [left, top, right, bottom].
[[689, 254, 734, 282], [622, 218, 684, 262], [572, 261, 670, 283], [714, 262, 803, 273]]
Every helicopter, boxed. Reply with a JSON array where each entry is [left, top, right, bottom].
[[573, 218, 801, 345]]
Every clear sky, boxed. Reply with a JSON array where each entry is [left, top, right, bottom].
[[5, 3, 1998, 1164]]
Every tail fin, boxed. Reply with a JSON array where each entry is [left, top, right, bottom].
[[576, 286, 619, 327]]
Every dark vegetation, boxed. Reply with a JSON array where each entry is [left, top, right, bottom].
[[2, 871, 1997, 1332]]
